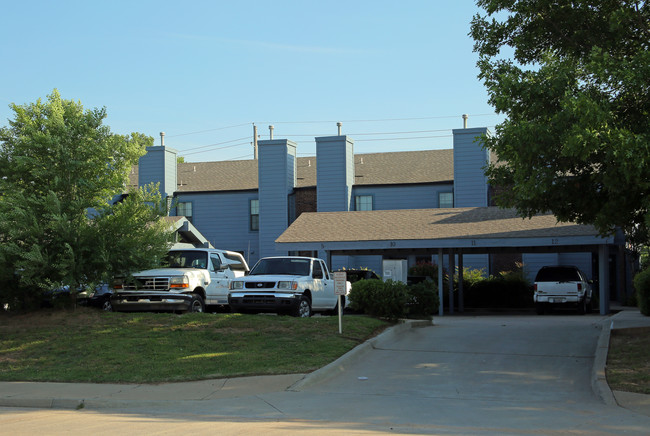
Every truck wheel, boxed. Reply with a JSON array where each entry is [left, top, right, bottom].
[[292, 295, 312, 317], [189, 294, 205, 313], [577, 297, 586, 315]]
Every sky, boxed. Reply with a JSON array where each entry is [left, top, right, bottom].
[[1, 0, 505, 162]]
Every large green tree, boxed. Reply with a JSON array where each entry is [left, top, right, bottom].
[[0, 90, 173, 309], [471, 1, 650, 245]]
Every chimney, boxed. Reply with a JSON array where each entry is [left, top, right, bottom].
[[253, 124, 258, 160], [337, 122, 342, 136], [269, 125, 274, 140], [160, 131, 165, 146], [462, 114, 469, 129]]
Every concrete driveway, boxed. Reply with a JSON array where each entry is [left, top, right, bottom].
[[2, 311, 650, 435]]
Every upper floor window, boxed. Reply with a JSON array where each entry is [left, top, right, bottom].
[[355, 195, 373, 211], [439, 192, 453, 208], [177, 201, 193, 223], [250, 199, 259, 231]]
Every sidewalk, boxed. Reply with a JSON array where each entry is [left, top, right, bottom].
[[0, 310, 648, 418]]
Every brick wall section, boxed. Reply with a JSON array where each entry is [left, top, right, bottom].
[[295, 187, 317, 219]]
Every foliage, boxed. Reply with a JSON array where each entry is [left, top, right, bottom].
[[463, 268, 532, 308], [349, 278, 438, 319], [633, 268, 650, 316], [0, 309, 389, 383], [349, 279, 409, 320], [408, 260, 439, 279], [0, 90, 173, 310], [407, 279, 439, 317], [470, 1, 650, 246]]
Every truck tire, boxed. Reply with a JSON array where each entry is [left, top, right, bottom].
[[577, 297, 586, 315], [292, 295, 312, 318], [188, 294, 205, 313]]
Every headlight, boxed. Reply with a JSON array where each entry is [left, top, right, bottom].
[[278, 281, 297, 290], [170, 276, 189, 288], [112, 279, 123, 290], [230, 281, 244, 290]]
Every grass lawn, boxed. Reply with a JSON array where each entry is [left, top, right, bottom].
[[606, 326, 650, 395], [0, 308, 391, 384]]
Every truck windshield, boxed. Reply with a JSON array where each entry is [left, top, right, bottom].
[[166, 251, 208, 269], [249, 258, 311, 276]]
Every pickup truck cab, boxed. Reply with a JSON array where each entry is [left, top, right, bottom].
[[533, 265, 593, 315], [111, 248, 249, 313], [228, 256, 344, 317]]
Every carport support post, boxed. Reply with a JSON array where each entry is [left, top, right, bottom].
[[458, 253, 464, 313], [448, 251, 455, 314], [598, 245, 610, 315], [438, 249, 444, 316]]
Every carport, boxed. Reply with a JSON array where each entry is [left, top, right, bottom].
[[275, 207, 626, 315]]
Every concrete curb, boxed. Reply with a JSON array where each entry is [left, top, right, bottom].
[[288, 318, 433, 391], [592, 315, 617, 406]]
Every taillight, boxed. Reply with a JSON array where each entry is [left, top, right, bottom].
[[577, 283, 582, 291]]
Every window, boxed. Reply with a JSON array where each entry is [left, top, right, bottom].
[[439, 192, 453, 208], [250, 199, 259, 231], [177, 202, 193, 223], [355, 195, 373, 211]]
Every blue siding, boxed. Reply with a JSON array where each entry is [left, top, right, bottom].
[[138, 146, 177, 198], [352, 183, 453, 210], [453, 128, 489, 207], [175, 191, 260, 264], [258, 139, 297, 258], [523, 253, 559, 282], [559, 252, 593, 279], [316, 136, 354, 212]]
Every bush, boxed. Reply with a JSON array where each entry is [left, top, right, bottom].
[[349, 278, 438, 320], [464, 274, 532, 308], [633, 268, 650, 316], [408, 261, 439, 279], [407, 279, 439, 317], [348, 279, 409, 320]]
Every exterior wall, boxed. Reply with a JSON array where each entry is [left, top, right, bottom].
[[174, 191, 260, 265], [352, 183, 453, 210], [294, 187, 317, 219], [138, 146, 177, 199], [316, 135, 354, 212], [452, 128, 489, 207], [258, 139, 297, 258], [523, 252, 593, 282]]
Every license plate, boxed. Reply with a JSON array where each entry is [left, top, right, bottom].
[[551, 298, 564, 303]]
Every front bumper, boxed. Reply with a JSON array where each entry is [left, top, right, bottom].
[[228, 291, 302, 313], [111, 292, 193, 312]]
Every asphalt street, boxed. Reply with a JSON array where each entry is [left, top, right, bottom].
[[1, 309, 649, 435]]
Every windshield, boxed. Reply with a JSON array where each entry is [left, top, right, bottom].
[[249, 258, 311, 276], [535, 266, 581, 282], [166, 251, 208, 269]]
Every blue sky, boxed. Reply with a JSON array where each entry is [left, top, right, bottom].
[[1, 0, 503, 162]]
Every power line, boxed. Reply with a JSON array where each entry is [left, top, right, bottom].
[[180, 141, 251, 157], [166, 123, 251, 138], [174, 136, 250, 153]]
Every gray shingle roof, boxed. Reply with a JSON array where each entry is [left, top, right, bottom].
[[275, 207, 600, 243], [129, 149, 454, 192]]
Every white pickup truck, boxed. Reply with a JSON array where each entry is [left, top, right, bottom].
[[533, 265, 593, 315], [228, 256, 345, 317], [111, 248, 249, 313]]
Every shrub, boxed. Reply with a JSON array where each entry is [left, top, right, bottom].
[[633, 268, 650, 316], [408, 261, 439, 279], [348, 279, 408, 320], [407, 279, 439, 317]]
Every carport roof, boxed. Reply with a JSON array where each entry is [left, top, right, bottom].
[[275, 207, 616, 254]]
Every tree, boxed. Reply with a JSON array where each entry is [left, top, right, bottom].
[[470, 1, 650, 246], [0, 90, 173, 309]]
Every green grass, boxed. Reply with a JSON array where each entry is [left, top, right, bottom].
[[606, 326, 650, 395], [0, 308, 390, 383]]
